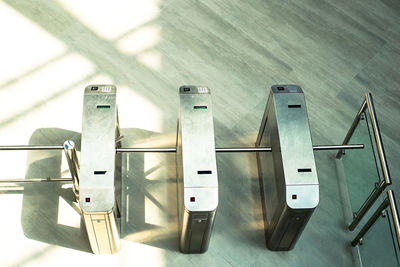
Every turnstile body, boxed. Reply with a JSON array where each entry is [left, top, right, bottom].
[[176, 86, 218, 253], [80, 85, 121, 254], [256, 85, 319, 251]]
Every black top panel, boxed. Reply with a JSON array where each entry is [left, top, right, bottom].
[[271, 85, 303, 94]]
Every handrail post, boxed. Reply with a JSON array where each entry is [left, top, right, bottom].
[[336, 99, 367, 159]]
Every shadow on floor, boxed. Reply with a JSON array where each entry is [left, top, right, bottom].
[[120, 128, 179, 252], [20, 128, 91, 253]]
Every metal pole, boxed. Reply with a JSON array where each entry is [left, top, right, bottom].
[[0, 145, 64, 150], [0, 178, 72, 183], [388, 190, 400, 251], [116, 147, 177, 153], [366, 93, 391, 185], [63, 140, 80, 201], [313, 144, 364, 151], [348, 180, 388, 231], [351, 194, 389, 246], [216, 147, 272, 152], [116, 144, 363, 153], [336, 99, 367, 159]]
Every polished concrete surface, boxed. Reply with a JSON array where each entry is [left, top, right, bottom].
[[0, 0, 399, 266]]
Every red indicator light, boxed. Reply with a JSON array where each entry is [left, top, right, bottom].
[[85, 197, 91, 203], [292, 194, 297, 200], [190, 197, 195, 202]]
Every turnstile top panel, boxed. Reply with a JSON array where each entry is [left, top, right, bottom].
[[273, 86, 318, 186], [84, 85, 116, 95], [179, 85, 210, 95], [80, 84, 117, 212], [271, 84, 303, 94], [179, 86, 218, 189]]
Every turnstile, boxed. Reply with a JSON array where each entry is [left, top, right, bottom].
[[256, 85, 319, 250], [80, 85, 121, 254], [176, 85, 218, 253]]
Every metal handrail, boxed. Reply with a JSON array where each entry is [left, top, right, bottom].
[[366, 93, 391, 185], [389, 190, 400, 250]]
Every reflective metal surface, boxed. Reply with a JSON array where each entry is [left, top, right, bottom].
[[0, 145, 64, 150], [80, 85, 120, 254], [256, 84, 319, 250], [116, 144, 363, 154], [176, 85, 218, 253], [388, 190, 400, 252], [365, 93, 391, 185], [0, 178, 72, 183], [63, 140, 80, 201]]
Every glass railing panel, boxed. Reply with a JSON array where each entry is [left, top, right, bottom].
[[358, 207, 400, 267], [342, 110, 381, 214]]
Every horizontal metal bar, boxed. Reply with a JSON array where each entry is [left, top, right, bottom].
[[312, 144, 364, 151], [0, 143, 364, 153], [0, 145, 64, 151], [116, 147, 177, 153], [117, 144, 363, 153], [216, 147, 272, 152], [0, 178, 72, 183]]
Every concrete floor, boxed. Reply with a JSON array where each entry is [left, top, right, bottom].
[[0, 0, 399, 266]]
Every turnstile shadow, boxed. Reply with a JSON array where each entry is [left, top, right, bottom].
[[213, 119, 266, 251], [215, 152, 267, 250], [20, 128, 91, 253], [120, 128, 179, 252]]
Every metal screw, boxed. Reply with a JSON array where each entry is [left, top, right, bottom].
[[381, 210, 387, 218]]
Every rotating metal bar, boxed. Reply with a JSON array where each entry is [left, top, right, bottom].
[[116, 147, 177, 153], [116, 144, 363, 153], [312, 144, 364, 151], [216, 147, 271, 152], [0, 145, 64, 150], [0, 178, 73, 183]]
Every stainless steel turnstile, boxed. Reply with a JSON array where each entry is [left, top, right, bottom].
[[176, 85, 218, 253], [256, 85, 319, 250], [80, 85, 121, 254]]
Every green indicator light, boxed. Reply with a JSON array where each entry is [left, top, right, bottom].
[[193, 106, 207, 109], [97, 105, 111, 109]]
